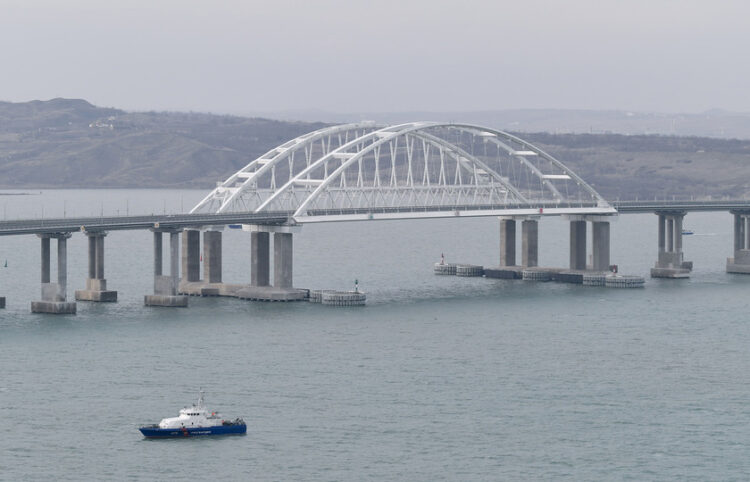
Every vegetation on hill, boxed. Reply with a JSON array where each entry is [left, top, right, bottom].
[[0, 98, 325, 188], [1, 99, 749, 200]]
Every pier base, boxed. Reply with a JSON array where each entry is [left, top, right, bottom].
[[0, 296, 5, 308], [178, 281, 308, 302], [726, 258, 750, 274], [144, 294, 189, 307], [484, 266, 524, 279], [75, 279, 117, 302], [31, 301, 76, 314], [650, 267, 691, 278]]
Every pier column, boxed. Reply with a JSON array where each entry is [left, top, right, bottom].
[[274, 232, 293, 289], [251, 231, 270, 287], [32, 233, 76, 314], [145, 228, 188, 307], [521, 218, 538, 267], [591, 221, 611, 272], [170, 231, 179, 294], [727, 210, 750, 274], [41, 236, 51, 283], [658, 214, 666, 254], [652, 211, 691, 278], [666, 217, 674, 253], [181, 229, 201, 283], [569, 220, 587, 270], [87, 235, 96, 279], [154, 231, 163, 276], [57, 234, 67, 298], [203, 230, 222, 284], [236, 224, 306, 301], [76, 232, 117, 302], [499, 218, 516, 266]]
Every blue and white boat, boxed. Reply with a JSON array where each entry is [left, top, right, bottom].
[[139, 390, 246, 438]]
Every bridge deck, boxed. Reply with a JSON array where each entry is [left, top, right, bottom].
[[612, 200, 750, 213], [3, 200, 750, 236], [0, 212, 292, 236]]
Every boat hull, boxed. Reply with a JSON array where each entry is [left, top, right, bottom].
[[139, 424, 246, 438]]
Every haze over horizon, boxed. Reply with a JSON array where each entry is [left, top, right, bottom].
[[2, 0, 749, 116]]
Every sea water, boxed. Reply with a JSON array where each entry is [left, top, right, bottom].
[[1, 189, 749, 480]]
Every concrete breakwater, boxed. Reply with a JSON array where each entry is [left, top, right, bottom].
[[438, 262, 644, 288], [309, 289, 367, 306]]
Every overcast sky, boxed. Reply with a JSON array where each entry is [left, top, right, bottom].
[[1, 0, 748, 115]]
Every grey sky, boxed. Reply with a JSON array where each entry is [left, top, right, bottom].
[[2, 0, 749, 114]]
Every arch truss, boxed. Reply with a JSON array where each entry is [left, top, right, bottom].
[[191, 122, 615, 222]]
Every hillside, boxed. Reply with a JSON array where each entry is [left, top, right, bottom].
[[1, 99, 750, 200], [0, 98, 325, 188]]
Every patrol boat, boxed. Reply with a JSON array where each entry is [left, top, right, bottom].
[[139, 390, 246, 438]]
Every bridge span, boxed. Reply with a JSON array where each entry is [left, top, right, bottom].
[[2, 121, 750, 313]]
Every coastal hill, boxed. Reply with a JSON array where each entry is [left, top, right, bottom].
[[1, 98, 749, 200]]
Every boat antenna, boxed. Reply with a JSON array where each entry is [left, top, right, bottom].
[[198, 388, 204, 408]]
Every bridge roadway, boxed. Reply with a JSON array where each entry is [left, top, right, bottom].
[[0, 212, 292, 236], [612, 199, 750, 213], [3, 200, 750, 236]]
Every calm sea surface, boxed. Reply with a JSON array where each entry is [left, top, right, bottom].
[[2, 189, 750, 481]]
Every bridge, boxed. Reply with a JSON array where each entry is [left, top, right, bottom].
[[2, 121, 750, 313]]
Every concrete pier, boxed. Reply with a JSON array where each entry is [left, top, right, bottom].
[[235, 225, 307, 301], [565, 215, 613, 272], [251, 231, 270, 287], [274, 232, 293, 288], [486, 216, 537, 279], [32, 233, 76, 314], [522, 218, 539, 268], [75, 232, 117, 302], [499, 218, 516, 266], [181, 229, 201, 283], [651, 211, 692, 278], [203, 230, 222, 283], [726, 210, 750, 273], [569, 220, 587, 270], [145, 229, 188, 307]]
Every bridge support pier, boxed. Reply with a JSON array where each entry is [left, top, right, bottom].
[[75, 232, 117, 302], [486, 217, 537, 279], [237, 225, 307, 301], [499, 218, 516, 267], [203, 230, 222, 284], [177, 228, 225, 296], [145, 229, 188, 307], [32, 233, 76, 314], [651, 211, 692, 278], [564, 215, 614, 273], [274, 232, 293, 289], [726, 210, 750, 273], [591, 221, 611, 271], [569, 220, 587, 270], [251, 231, 270, 287], [522, 218, 539, 267], [498, 216, 539, 267], [181, 229, 201, 284]]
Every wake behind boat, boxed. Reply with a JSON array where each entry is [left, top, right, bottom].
[[139, 390, 246, 438]]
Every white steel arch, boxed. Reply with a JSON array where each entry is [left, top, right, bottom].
[[191, 122, 614, 222], [191, 122, 381, 214]]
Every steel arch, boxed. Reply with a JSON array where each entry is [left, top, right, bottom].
[[190, 122, 613, 222], [191, 122, 381, 214]]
